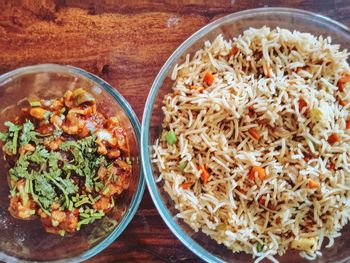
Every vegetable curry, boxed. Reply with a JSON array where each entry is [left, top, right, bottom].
[[0, 88, 131, 236]]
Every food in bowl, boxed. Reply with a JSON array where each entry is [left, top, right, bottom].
[[0, 88, 131, 236], [153, 27, 350, 261]]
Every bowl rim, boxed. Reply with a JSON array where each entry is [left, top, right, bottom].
[[0, 63, 145, 263], [141, 7, 350, 263]]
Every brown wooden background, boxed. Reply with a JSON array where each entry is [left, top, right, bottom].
[[0, 1, 349, 262]]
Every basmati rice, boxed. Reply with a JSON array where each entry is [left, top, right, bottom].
[[153, 27, 350, 262]]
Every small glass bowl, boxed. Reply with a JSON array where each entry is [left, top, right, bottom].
[[141, 7, 350, 263], [0, 64, 145, 262]]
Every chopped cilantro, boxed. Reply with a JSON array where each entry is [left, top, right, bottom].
[[28, 145, 50, 163], [3, 133, 108, 211], [9, 154, 30, 180], [20, 121, 38, 146], [53, 128, 63, 138], [55, 177, 77, 195], [43, 111, 53, 123], [1, 121, 22, 154], [34, 175, 56, 208], [60, 135, 106, 191], [0, 131, 7, 141]]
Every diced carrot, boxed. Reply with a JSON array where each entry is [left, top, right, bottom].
[[337, 74, 350, 92], [265, 63, 271, 78], [328, 133, 340, 145], [346, 118, 350, 129], [248, 105, 255, 111], [190, 85, 204, 93], [236, 186, 247, 194], [259, 196, 266, 206], [258, 120, 269, 126], [73, 208, 79, 216], [248, 128, 261, 140], [180, 182, 193, 189], [203, 72, 215, 85], [308, 179, 319, 189], [248, 166, 266, 181], [304, 153, 312, 162], [337, 97, 347, 107], [295, 67, 302, 73], [327, 162, 335, 171], [199, 165, 210, 184], [230, 46, 239, 56], [298, 98, 310, 115], [248, 105, 255, 117], [298, 98, 307, 110]]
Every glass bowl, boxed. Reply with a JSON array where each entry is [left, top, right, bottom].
[[141, 7, 350, 263], [0, 64, 145, 262]]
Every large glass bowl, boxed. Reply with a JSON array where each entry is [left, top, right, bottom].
[[0, 64, 145, 262], [141, 7, 350, 263]]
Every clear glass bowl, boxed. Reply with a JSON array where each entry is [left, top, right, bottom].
[[0, 64, 145, 262], [141, 7, 350, 263]]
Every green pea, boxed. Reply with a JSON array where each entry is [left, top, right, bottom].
[[59, 230, 65, 237], [178, 161, 187, 171], [30, 101, 41, 107], [165, 131, 176, 145]]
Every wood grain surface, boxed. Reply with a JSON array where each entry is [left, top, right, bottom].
[[0, 1, 349, 262]]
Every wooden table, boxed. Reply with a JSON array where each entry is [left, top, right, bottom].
[[0, 1, 349, 262]]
